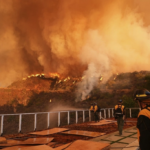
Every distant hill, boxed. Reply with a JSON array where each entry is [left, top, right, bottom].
[[0, 71, 150, 113]]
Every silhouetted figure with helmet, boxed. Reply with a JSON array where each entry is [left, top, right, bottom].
[[114, 99, 125, 135], [134, 89, 150, 150], [90, 102, 100, 122]]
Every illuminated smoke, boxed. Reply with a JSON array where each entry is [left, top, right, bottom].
[[0, 0, 150, 96]]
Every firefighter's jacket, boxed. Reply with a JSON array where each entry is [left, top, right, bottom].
[[137, 107, 150, 143], [114, 104, 125, 117], [89, 105, 98, 112], [90, 105, 94, 111], [94, 105, 98, 112]]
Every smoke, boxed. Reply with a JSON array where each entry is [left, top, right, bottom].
[[0, 0, 150, 97]]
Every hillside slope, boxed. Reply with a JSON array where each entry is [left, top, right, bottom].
[[1, 71, 150, 113]]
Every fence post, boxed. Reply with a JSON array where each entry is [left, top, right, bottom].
[[58, 112, 60, 127], [89, 110, 91, 121], [18, 114, 22, 133], [104, 109, 106, 118], [108, 109, 110, 118], [34, 114, 37, 131], [47, 113, 50, 129], [112, 108, 114, 117], [83, 110, 85, 122], [76, 111, 78, 124], [100, 112, 102, 120], [129, 108, 132, 118], [1, 115, 4, 136], [68, 111, 70, 125]]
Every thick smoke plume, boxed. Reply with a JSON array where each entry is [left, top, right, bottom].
[[0, 0, 150, 97]]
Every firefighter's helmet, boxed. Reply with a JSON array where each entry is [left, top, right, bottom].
[[119, 99, 122, 103], [133, 89, 150, 109]]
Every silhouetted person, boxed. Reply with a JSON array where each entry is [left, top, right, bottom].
[[114, 99, 125, 135]]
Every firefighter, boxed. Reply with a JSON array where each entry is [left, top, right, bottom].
[[89, 102, 100, 122], [89, 103, 94, 111], [89, 103, 94, 121], [93, 102, 100, 122], [114, 99, 125, 135], [134, 89, 150, 150]]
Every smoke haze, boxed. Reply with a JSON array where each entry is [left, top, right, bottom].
[[0, 0, 150, 92]]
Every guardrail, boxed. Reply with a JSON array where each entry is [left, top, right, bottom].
[[0, 107, 140, 136]]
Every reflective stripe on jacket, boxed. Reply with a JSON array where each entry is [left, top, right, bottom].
[[114, 104, 125, 115], [89, 105, 98, 112], [94, 105, 98, 112], [89, 106, 94, 111]]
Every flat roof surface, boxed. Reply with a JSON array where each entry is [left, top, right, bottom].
[[29, 128, 69, 135], [2, 118, 138, 150]]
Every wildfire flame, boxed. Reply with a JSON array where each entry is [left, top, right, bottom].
[[100, 76, 103, 81], [35, 74, 40, 77], [114, 73, 118, 80], [64, 78, 67, 82], [31, 74, 35, 77], [23, 72, 60, 80], [82, 76, 85, 79], [49, 73, 60, 78], [58, 80, 61, 83]]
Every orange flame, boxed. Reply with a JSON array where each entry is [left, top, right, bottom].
[[49, 73, 60, 78], [100, 76, 103, 81], [58, 80, 61, 83], [82, 76, 85, 79], [64, 78, 67, 82]]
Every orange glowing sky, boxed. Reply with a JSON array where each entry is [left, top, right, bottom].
[[0, 0, 150, 87]]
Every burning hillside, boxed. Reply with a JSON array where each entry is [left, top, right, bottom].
[[1, 0, 150, 98], [0, 70, 148, 107], [8, 73, 88, 91], [2, 0, 150, 110]]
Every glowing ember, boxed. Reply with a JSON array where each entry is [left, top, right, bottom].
[[82, 76, 85, 79], [58, 80, 62, 83], [100, 77, 103, 81], [31, 74, 35, 77], [49, 73, 60, 78], [64, 78, 67, 82], [35, 74, 40, 77], [87, 95, 90, 99]]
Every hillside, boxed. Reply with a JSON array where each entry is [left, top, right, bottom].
[[1, 71, 150, 113]]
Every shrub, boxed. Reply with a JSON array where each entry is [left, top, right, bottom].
[[122, 95, 138, 108]]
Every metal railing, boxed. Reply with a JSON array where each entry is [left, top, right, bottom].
[[0, 108, 140, 136]]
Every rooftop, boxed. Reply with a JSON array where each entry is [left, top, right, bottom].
[[0, 118, 138, 150]]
